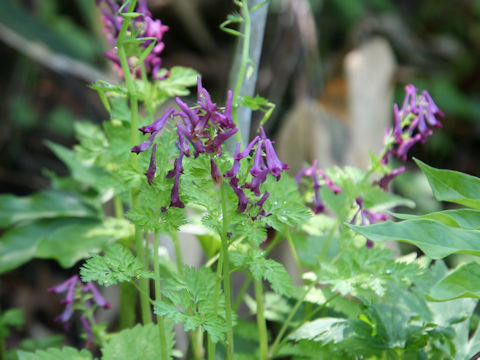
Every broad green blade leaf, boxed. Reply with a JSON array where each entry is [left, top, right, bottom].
[[0, 190, 98, 227], [102, 323, 175, 360], [46, 141, 107, 191], [288, 318, 350, 344], [0, 218, 131, 273], [415, 158, 480, 209], [392, 209, 480, 230], [349, 219, 480, 259], [428, 262, 480, 301], [0, 220, 56, 274], [35, 218, 132, 268], [17, 347, 93, 360]]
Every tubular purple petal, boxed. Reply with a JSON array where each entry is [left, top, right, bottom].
[[224, 159, 241, 178], [230, 178, 250, 213], [212, 128, 238, 149], [239, 136, 259, 159], [84, 283, 111, 309], [250, 141, 264, 177], [139, 107, 174, 134], [145, 144, 157, 185], [264, 138, 290, 179], [378, 166, 405, 191], [176, 97, 199, 127], [256, 191, 270, 207], [295, 166, 308, 184], [210, 157, 223, 185]]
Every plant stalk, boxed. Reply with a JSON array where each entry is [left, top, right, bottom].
[[113, 194, 137, 329], [220, 184, 235, 360], [154, 230, 169, 360], [254, 277, 268, 360], [268, 281, 316, 358], [117, 0, 151, 324]]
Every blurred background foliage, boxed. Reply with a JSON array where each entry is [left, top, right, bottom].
[[0, 0, 479, 349], [0, 0, 479, 196]]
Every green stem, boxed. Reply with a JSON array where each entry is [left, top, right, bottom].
[[119, 283, 136, 329], [319, 218, 340, 259], [231, 0, 252, 146], [277, 294, 340, 351], [170, 231, 184, 275], [190, 327, 204, 360], [233, 231, 284, 312], [233, 273, 251, 312], [286, 229, 303, 276], [117, 0, 151, 324], [113, 195, 137, 328], [220, 184, 235, 360], [208, 235, 225, 360], [254, 277, 268, 360], [154, 230, 169, 360], [268, 282, 316, 358]]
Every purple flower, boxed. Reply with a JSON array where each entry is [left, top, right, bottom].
[[83, 283, 111, 309], [210, 158, 222, 185], [296, 160, 341, 214], [144, 144, 157, 185], [96, 0, 169, 80], [382, 84, 444, 164], [80, 316, 95, 347], [230, 178, 250, 213], [378, 166, 405, 191], [48, 276, 110, 340], [350, 197, 389, 248], [139, 107, 174, 135]]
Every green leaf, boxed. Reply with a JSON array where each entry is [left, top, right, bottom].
[[233, 250, 294, 297], [156, 66, 199, 97], [288, 318, 350, 344], [0, 190, 98, 227], [392, 208, 480, 230], [35, 218, 132, 268], [102, 323, 175, 360], [240, 95, 270, 111], [17, 347, 93, 360], [428, 262, 480, 301], [415, 158, 480, 209], [154, 266, 228, 343], [0, 217, 131, 274], [80, 243, 153, 286], [0, 308, 24, 337], [349, 219, 480, 259], [46, 141, 107, 191]]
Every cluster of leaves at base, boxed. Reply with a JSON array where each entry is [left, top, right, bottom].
[[154, 266, 229, 343], [280, 260, 478, 359]]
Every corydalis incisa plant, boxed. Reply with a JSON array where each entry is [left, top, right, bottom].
[[131, 76, 289, 218]]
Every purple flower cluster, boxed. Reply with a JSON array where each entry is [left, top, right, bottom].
[[295, 160, 341, 214], [96, 0, 169, 80], [48, 276, 110, 345], [378, 84, 444, 189], [350, 197, 389, 248], [132, 77, 238, 208], [225, 127, 290, 216]]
